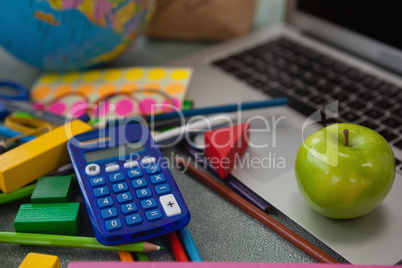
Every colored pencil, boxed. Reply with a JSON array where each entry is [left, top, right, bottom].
[[0, 231, 162, 252], [177, 227, 203, 262], [0, 184, 36, 206], [135, 253, 149, 261], [148, 98, 288, 122], [167, 232, 189, 261], [184, 143, 271, 213], [174, 157, 339, 263], [118, 251, 135, 262]]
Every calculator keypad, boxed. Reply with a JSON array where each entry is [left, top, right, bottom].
[[155, 184, 171, 195], [97, 197, 114, 209], [121, 203, 138, 214], [93, 186, 109, 198], [160, 194, 182, 217], [109, 173, 124, 183], [150, 174, 166, 184], [90, 177, 106, 187], [105, 219, 122, 231], [90, 160, 183, 233], [86, 164, 100, 176], [131, 178, 148, 189], [112, 182, 128, 193], [101, 207, 118, 219], [136, 188, 152, 199], [125, 214, 143, 225], [145, 164, 161, 175], [146, 209, 163, 221], [127, 168, 143, 178], [105, 164, 120, 173], [116, 192, 133, 203], [141, 198, 157, 210]]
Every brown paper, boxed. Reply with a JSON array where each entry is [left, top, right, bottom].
[[146, 0, 257, 41]]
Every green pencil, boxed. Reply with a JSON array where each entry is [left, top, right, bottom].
[[0, 232, 162, 252], [136, 253, 150, 261], [0, 184, 36, 206]]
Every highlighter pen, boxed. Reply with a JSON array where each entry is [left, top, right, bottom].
[[0, 125, 34, 143]]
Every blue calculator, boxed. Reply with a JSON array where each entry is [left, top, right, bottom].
[[67, 123, 191, 245]]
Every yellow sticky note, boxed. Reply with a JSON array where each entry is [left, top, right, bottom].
[[19, 253, 60, 268]]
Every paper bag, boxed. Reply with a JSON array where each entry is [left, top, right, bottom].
[[146, 0, 257, 41]]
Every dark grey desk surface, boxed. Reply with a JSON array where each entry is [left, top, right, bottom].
[[0, 4, 347, 265], [0, 146, 345, 267]]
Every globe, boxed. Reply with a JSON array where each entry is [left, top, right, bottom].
[[0, 0, 154, 71]]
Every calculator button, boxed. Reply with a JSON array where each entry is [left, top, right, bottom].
[[131, 178, 148, 189], [93, 186, 109, 198], [116, 192, 133, 203], [90, 177, 106, 187], [101, 207, 118, 220], [105, 164, 120, 173], [150, 174, 166, 184], [145, 164, 161, 175], [155, 184, 171, 195], [136, 188, 152, 199], [125, 214, 143, 226], [141, 198, 157, 210], [105, 219, 122, 231], [124, 161, 139, 169], [127, 168, 143, 179], [97, 197, 114, 209], [145, 209, 162, 221], [160, 194, 181, 217], [108, 172, 125, 183], [141, 157, 156, 165], [85, 164, 100, 176], [121, 203, 138, 215], [112, 182, 128, 193]]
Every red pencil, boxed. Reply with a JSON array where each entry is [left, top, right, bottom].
[[175, 157, 339, 263], [167, 232, 189, 262]]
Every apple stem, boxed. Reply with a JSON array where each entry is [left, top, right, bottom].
[[343, 129, 349, 147]]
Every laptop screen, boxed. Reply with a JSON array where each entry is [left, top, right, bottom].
[[297, 0, 402, 51]]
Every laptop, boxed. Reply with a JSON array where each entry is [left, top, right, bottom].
[[167, 0, 402, 265]]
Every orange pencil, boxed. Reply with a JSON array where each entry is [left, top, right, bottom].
[[118, 251, 134, 262], [167, 232, 189, 262]]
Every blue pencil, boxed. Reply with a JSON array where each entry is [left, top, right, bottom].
[[147, 97, 288, 122], [0, 125, 34, 143], [177, 227, 203, 262]]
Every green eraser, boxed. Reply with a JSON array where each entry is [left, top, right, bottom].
[[30, 176, 73, 203], [14, 202, 82, 236]]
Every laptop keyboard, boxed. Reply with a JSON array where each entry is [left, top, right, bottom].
[[212, 37, 402, 170]]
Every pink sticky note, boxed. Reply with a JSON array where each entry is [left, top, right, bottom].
[[68, 262, 393, 268]]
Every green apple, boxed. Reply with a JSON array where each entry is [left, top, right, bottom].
[[295, 123, 395, 219]]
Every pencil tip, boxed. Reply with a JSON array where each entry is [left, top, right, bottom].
[[159, 246, 164, 250]]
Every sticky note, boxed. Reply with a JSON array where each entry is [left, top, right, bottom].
[[31, 67, 192, 125]]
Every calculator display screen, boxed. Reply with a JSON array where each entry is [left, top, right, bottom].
[[84, 142, 146, 162]]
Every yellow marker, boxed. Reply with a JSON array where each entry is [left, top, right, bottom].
[[0, 120, 91, 193], [19, 252, 60, 268]]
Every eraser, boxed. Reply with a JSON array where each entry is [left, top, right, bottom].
[[0, 120, 91, 193]]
